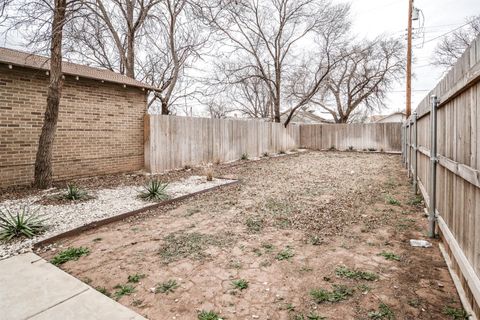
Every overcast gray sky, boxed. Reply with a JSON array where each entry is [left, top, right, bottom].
[[344, 0, 480, 115]]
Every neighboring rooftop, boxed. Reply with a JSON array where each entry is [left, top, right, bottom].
[[0, 47, 156, 90], [367, 111, 406, 123], [280, 107, 333, 124]]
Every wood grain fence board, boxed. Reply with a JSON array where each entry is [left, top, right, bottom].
[[298, 123, 402, 151], [145, 115, 301, 173], [404, 34, 480, 317]]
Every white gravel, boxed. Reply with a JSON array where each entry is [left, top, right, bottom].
[[0, 176, 235, 259]]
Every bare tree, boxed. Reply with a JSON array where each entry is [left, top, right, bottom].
[[310, 38, 404, 123], [33, 0, 69, 188], [198, 0, 340, 123], [139, 0, 208, 114], [432, 15, 480, 68], [207, 98, 233, 119], [231, 76, 272, 119], [65, 0, 161, 78]]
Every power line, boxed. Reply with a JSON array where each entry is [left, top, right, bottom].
[[417, 21, 472, 45]]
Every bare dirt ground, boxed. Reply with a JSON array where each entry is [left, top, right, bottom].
[[38, 151, 463, 320]]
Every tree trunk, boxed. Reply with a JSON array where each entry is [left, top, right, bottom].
[[125, 0, 135, 78], [161, 100, 170, 115], [33, 0, 66, 189], [126, 35, 135, 78]]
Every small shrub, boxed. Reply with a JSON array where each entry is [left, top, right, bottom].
[[329, 145, 336, 151], [205, 167, 214, 182], [276, 247, 295, 260], [378, 251, 400, 261], [113, 284, 135, 300], [51, 247, 90, 265], [184, 164, 192, 170], [62, 184, 88, 201], [310, 285, 354, 303], [127, 273, 146, 283], [335, 266, 378, 281], [368, 148, 377, 152], [262, 152, 269, 157], [0, 206, 46, 241], [155, 279, 179, 294], [241, 153, 249, 160], [442, 306, 470, 319], [232, 279, 249, 290], [348, 146, 354, 151], [278, 150, 286, 154], [385, 195, 400, 206], [138, 180, 169, 201], [368, 303, 395, 319], [198, 310, 221, 320], [213, 158, 221, 165]]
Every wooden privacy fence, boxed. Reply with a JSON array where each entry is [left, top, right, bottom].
[[403, 35, 480, 318], [300, 123, 402, 152], [144, 115, 300, 173]]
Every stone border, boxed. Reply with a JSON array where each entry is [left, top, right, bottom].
[[33, 179, 239, 249]]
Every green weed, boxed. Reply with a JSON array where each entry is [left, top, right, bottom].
[[378, 251, 401, 261], [51, 247, 90, 265], [335, 266, 378, 281], [276, 247, 295, 260], [113, 284, 135, 300], [385, 195, 401, 206], [442, 306, 470, 319], [310, 285, 354, 303], [232, 279, 249, 290], [368, 303, 395, 319], [198, 310, 221, 320], [127, 273, 146, 283], [155, 279, 179, 294]]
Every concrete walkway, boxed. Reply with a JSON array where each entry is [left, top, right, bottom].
[[0, 252, 146, 320]]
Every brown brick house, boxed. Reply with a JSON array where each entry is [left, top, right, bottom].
[[0, 47, 155, 189]]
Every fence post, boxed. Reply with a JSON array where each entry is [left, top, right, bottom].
[[407, 122, 411, 178], [404, 125, 408, 168], [428, 95, 438, 238], [412, 111, 418, 194]]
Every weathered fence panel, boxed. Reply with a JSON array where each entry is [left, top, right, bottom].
[[299, 123, 402, 152], [144, 115, 300, 173], [403, 34, 480, 318]]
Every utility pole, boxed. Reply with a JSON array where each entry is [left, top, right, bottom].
[[406, 0, 413, 118]]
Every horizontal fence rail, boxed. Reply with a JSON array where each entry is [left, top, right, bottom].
[[403, 34, 480, 318], [299, 123, 402, 152], [144, 115, 300, 173]]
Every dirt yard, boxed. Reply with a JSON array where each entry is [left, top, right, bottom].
[[38, 151, 463, 320]]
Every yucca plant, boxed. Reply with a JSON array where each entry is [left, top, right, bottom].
[[62, 184, 88, 201], [138, 180, 169, 201], [0, 206, 46, 241]]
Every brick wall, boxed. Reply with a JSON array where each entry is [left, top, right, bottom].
[[0, 64, 147, 189]]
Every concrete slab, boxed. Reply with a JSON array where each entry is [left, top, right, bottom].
[[31, 289, 145, 320], [0, 253, 88, 319], [0, 253, 146, 320]]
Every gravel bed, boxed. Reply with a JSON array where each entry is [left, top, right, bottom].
[[0, 176, 235, 259]]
